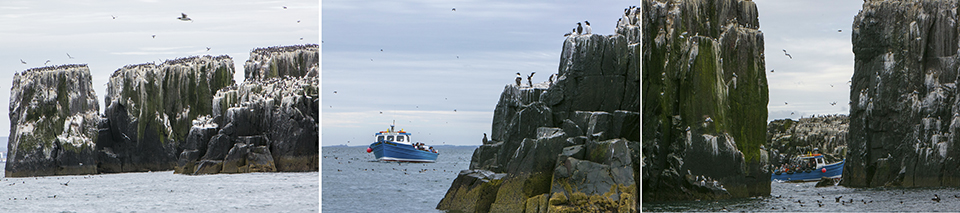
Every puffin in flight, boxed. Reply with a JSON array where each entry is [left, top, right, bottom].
[[177, 13, 192, 22]]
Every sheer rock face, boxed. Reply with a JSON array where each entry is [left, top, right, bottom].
[[244, 44, 319, 81], [642, 0, 770, 201], [438, 7, 639, 212], [845, 0, 960, 187], [176, 44, 319, 175], [99, 56, 235, 173], [6, 64, 100, 177]]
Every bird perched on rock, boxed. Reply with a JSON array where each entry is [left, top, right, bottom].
[[527, 72, 535, 87], [933, 194, 941, 202], [584, 20, 592, 35], [577, 22, 583, 35], [482, 133, 488, 144], [783, 49, 792, 59], [177, 13, 192, 22], [549, 73, 556, 86], [516, 72, 522, 87]]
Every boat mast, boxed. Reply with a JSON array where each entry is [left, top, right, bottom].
[[391, 120, 395, 132]]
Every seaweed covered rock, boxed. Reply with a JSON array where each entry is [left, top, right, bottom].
[[642, 0, 770, 201], [6, 64, 100, 177], [845, 0, 960, 187], [99, 55, 235, 173], [176, 44, 319, 174], [437, 7, 639, 212], [244, 44, 319, 81]]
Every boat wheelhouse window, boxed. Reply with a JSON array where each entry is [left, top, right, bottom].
[[397, 136, 405, 142], [378, 136, 384, 141], [387, 136, 395, 141]]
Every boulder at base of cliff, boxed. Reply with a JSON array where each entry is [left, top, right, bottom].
[[815, 177, 838, 187], [6, 64, 100, 177], [436, 170, 506, 213]]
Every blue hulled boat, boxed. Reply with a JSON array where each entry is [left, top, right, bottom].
[[771, 154, 843, 182], [366, 124, 438, 162]]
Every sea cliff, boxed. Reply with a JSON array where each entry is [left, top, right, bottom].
[[6, 64, 100, 177], [845, 0, 960, 187], [175, 45, 319, 175], [641, 0, 771, 201], [436, 6, 639, 212]]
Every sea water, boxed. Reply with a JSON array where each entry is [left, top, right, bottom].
[[321, 146, 475, 213], [0, 164, 318, 212], [644, 181, 960, 212]]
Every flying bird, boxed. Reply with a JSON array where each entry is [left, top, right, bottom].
[[177, 13, 192, 22], [785, 102, 788, 105], [66, 53, 74, 59], [20, 59, 26, 64], [783, 49, 792, 59], [452, 8, 456, 11], [453, 109, 457, 112], [152, 34, 156, 38], [111, 15, 117, 19], [206, 47, 211, 51], [297, 20, 301, 23], [44, 60, 51, 65], [527, 72, 536, 86], [830, 102, 837, 106], [333, 90, 337, 94], [770, 69, 775, 73], [838, 29, 842, 33], [300, 37, 303, 40], [283, 6, 287, 9]]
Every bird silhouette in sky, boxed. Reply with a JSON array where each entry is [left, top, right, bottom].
[[782, 49, 792, 59], [177, 13, 192, 22]]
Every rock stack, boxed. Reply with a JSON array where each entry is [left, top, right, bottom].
[[97, 55, 235, 173], [642, 0, 770, 201], [175, 45, 319, 175], [436, 6, 638, 212], [6, 64, 100, 177], [846, 0, 960, 187]]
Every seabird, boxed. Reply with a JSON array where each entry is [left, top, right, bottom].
[[20, 59, 26, 64], [770, 69, 774, 73], [206, 47, 211, 51], [44, 60, 51, 65], [333, 90, 337, 94], [564, 32, 572, 37], [482, 133, 488, 143], [584, 20, 592, 35], [838, 29, 842, 33], [835, 196, 843, 202], [454, 109, 457, 112], [297, 20, 301, 23], [452, 8, 456, 11], [283, 6, 287, 9], [111, 15, 117, 19], [66, 53, 74, 59], [576, 22, 583, 35], [300, 37, 304, 40], [516, 72, 522, 87], [177, 13, 192, 22], [152, 34, 156, 38], [381, 49, 383, 52], [380, 111, 383, 114], [549, 74, 555, 85], [783, 49, 792, 59], [785, 102, 788, 105], [830, 102, 837, 106], [60, 181, 68, 186], [527, 72, 535, 86], [933, 194, 941, 202]]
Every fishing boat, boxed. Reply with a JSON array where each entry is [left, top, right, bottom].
[[366, 123, 438, 163], [771, 153, 843, 182]]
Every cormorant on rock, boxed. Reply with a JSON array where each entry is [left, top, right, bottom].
[[584, 20, 592, 34], [577, 22, 583, 35], [482, 133, 488, 143], [516, 72, 522, 87], [177, 13, 192, 22], [527, 72, 535, 86]]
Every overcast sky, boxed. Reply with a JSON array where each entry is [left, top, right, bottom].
[[755, 0, 863, 120], [0, 0, 318, 138], [321, 0, 635, 146]]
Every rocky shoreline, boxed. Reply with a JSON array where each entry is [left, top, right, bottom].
[[5, 44, 318, 177]]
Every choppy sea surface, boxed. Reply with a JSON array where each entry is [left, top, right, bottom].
[[644, 181, 960, 212], [321, 146, 475, 213], [0, 163, 318, 212]]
